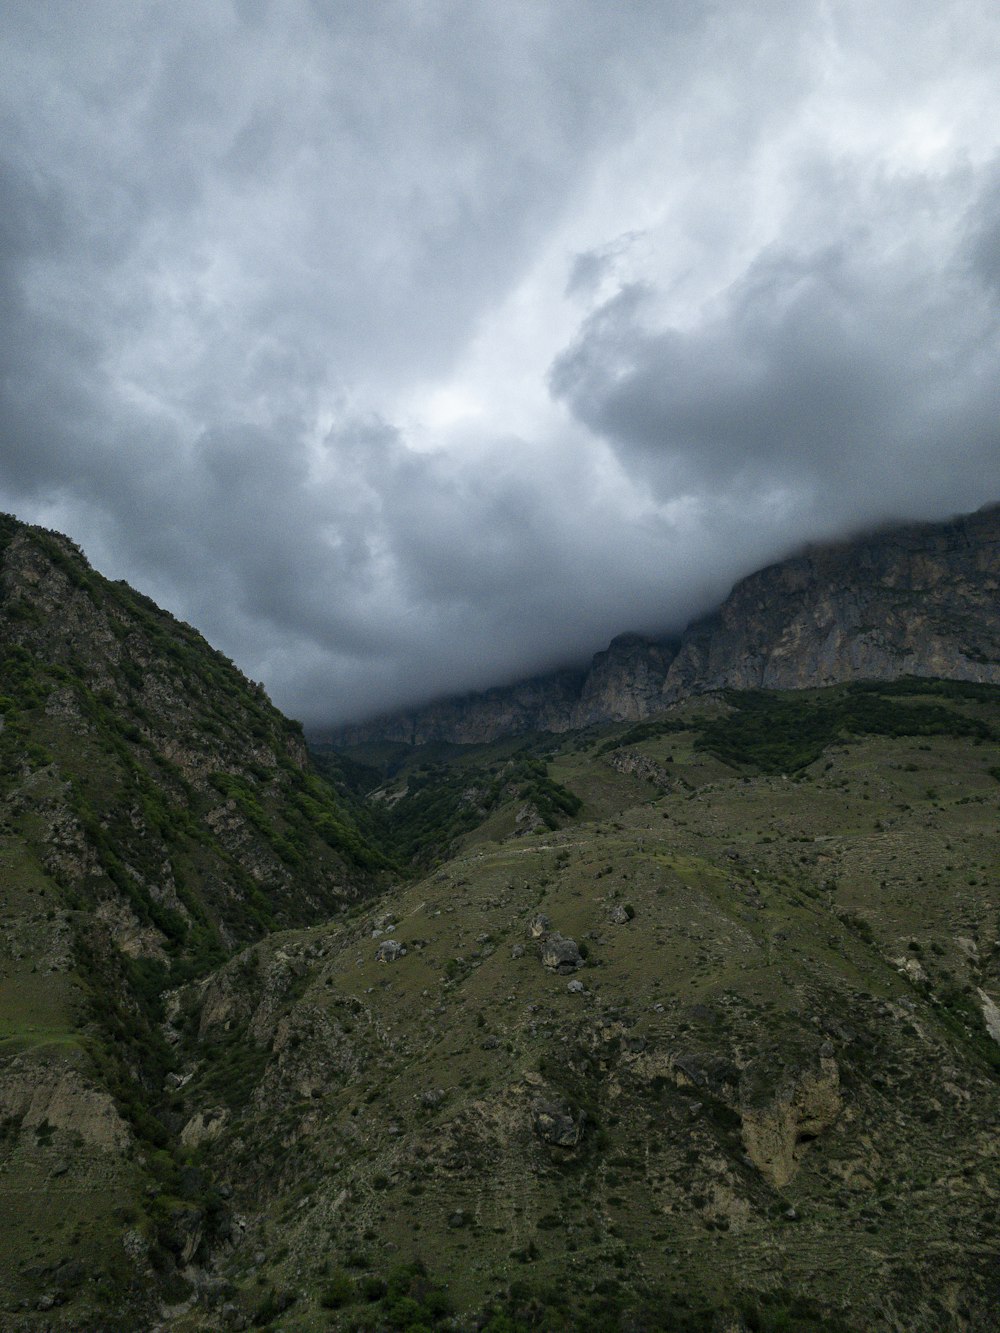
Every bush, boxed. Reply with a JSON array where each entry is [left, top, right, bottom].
[[320, 1270, 356, 1309]]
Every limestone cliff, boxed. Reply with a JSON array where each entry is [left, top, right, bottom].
[[661, 503, 1000, 701], [327, 503, 1000, 748]]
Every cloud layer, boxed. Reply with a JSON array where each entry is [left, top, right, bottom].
[[2, 1, 999, 724]]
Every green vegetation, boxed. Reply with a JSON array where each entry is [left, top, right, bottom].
[[3, 511, 1000, 1331], [333, 752, 585, 866], [692, 679, 999, 774]]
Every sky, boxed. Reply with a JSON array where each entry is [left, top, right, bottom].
[[2, 1, 1000, 726]]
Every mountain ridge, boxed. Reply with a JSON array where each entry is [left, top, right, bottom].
[[323, 503, 1000, 748], [2, 508, 1000, 1330]]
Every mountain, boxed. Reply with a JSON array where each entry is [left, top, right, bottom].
[[325, 503, 1000, 747], [2, 511, 1000, 1331], [163, 682, 1000, 1331], [0, 515, 386, 1328]]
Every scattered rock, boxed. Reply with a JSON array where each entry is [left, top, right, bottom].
[[567, 979, 585, 994], [608, 904, 633, 925], [511, 943, 525, 959], [375, 939, 406, 963], [528, 913, 551, 939]]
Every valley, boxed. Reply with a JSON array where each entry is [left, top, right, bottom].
[[0, 514, 998, 1330]]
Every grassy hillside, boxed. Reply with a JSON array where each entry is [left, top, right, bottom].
[[2, 512, 997, 1329], [0, 516, 386, 1327], [153, 682, 1000, 1330]]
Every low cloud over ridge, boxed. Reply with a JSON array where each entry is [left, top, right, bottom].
[[1, 1, 999, 724]]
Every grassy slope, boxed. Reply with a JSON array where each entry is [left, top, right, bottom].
[[0, 517, 386, 1327], [159, 683, 1000, 1331]]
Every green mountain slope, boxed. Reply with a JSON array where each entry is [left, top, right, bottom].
[[2, 514, 999, 1331], [164, 684, 1000, 1331], [0, 516, 385, 1327]]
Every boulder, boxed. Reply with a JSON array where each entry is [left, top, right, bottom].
[[375, 939, 406, 963], [531, 1099, 584, 1147], [540, 934, 583, 974]]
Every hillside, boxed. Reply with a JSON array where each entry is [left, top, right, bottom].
[[0, 516, 386, 1328], [1, 516, 999, 1331], [171, 681, 1000, 1330], [325, 503, 1000, 747]]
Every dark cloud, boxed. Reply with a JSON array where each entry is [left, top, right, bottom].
[[550, 167, 1000, 533], [1, 1, 999, 724]]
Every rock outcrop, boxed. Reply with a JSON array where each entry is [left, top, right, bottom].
[[325, 503, 1000, 748], [739, 1053, 842, 1188], [660, 503, 1000, 701]]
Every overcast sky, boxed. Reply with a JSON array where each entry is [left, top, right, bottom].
[[3, 1, 1000, 725]]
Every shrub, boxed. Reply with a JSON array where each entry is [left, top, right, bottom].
[[320, 1270, 356, 1309]]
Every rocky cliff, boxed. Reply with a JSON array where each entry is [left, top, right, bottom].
[[661, 502, 1000, 700], [327, 503, 1000, 747]]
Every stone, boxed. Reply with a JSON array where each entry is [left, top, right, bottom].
[[567, 979, 585, 994], [540, 934, 583, 974], [531, 1099, 584, 1147], [511, 943, 525, 959], [608, 904, 632, 925], [180, 1107, 230, 1149], [375, 939, 406, 963]]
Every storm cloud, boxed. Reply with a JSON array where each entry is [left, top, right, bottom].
[[2, 1, 999, 724]]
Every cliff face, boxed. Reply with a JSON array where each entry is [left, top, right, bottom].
[[334, 668, 587, 747], [661, 504, 1000, 700], [328, 503, 1000, 747], [327, 635, 681, 748]]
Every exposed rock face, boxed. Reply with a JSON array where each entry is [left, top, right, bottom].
[[334, 669, 587, 747], [0, 1060, 130, 1153], [661, 504, 1000, 701], [326, 504, 1000, 747], [573, 632, 678, 725], [739, 1053, 842, 1188]]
